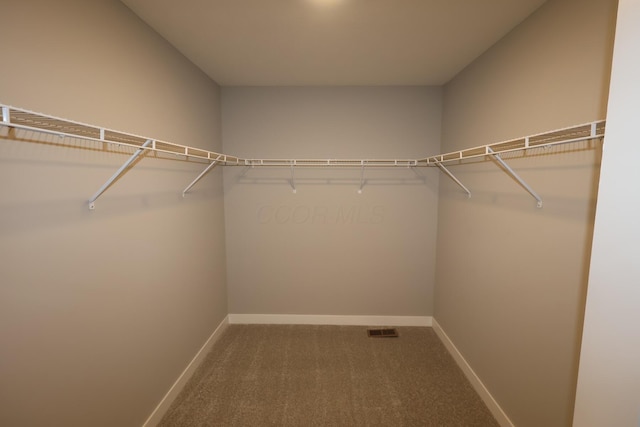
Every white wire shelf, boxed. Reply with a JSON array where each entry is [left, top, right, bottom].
[[0, 104, 244, 165], [417, 120, 606, 166], [1, 103, 605, 208], [241, 159, 419, 167]]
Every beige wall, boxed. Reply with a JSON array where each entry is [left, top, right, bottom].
[[222, 87, 441, 316], [435, 0, 617, 426], [0, 1, 227, 426], [574, 1, 640, 424]]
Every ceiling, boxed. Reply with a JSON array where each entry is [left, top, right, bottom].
[[121, 0, 548, 86]]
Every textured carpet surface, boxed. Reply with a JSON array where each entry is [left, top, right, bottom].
[[159, 325, 499, 426]]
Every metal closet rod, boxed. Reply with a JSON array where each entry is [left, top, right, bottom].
[[1, 103, 605, 208]]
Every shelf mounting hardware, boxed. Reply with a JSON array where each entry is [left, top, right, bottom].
[[182, 155, 222, 197], [487, 147, 543, 208], [290, 161, 297, 193], [358, 161, 365, 194], [434, 161, 471, 198], [88, 139, 153, 210]]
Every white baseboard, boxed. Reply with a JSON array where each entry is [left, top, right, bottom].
[[432, 319, 514, 427], [142, 316, 230, 427], [228, 314, 432, 327]]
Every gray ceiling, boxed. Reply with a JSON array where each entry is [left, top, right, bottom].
[[122, 0, 548, 86]]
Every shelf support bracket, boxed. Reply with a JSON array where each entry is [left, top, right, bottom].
[[88, 139, 153, 210], [487, 147, 543, 208], [290, 162, 297, 193], [435, 162, 471, 198], [182, 155, 222, 197], [358, 161, 366, 194]]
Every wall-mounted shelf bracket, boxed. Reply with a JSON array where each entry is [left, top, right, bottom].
[[435, 162, 471, 198], [358, 161, 365, 194], [290, 162, 297, 193], [88, 139, 153, 210], [182, 155, 222, 197], [487, 147, 543, 208]]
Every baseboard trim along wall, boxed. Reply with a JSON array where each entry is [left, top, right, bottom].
[[432, 319, 514, 427], [228, 314, 432, 326], [142, 316, 230, 427]]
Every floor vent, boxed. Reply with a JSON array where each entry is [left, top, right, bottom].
[[367, 328, 398, 338]]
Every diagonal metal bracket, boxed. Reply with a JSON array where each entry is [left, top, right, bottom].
[[435, 161, 471, 198], [182, 155, 222, 197], [357, 161, 365, 194], [88, 139, 153, 210], [487, 147, 543, 208], [290, 162, 297, 193]]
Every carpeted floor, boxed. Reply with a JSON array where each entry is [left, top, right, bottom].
[[159, 325, 499, 426]]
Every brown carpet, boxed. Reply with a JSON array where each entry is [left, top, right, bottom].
[[159, 325, 499, 427]]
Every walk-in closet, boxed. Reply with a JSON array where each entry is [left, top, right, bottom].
[[1, 0, 637, 426]]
